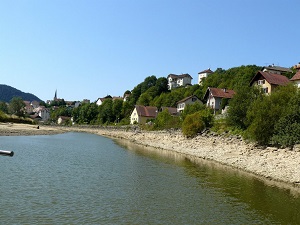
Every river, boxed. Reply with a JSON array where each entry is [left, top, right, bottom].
[[0, 132, 299, 224]]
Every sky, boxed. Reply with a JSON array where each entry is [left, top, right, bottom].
[[0, 0, 299, 102]]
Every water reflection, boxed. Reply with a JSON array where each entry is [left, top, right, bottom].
[[116, 138, 300, 225]]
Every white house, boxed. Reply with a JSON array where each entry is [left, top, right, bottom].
[[177, 95, 202, 113], [203, 87, 235, 113], [130, 105, 157, 124], [198, 68, 213, 85], [167, 74, 193, 90], [34, 106, 50, 121]]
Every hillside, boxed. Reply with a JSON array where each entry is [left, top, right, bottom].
[[0, 84, 42, 102]]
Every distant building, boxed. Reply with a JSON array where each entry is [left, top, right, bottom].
[[203, 87, 235, 113], [198, 68, 213, 85], [262, 64, 292, 75], [177, 95, 202, 113], [290, 71, 300, 88], [250, 71, 290, 94], [130, 105, 157, 124], [167, 74, 193, 90]]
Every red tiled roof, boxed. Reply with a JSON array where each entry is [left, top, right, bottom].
[[290, 71, 300, 81], [198, 69, 213, 74], [251, 71, 290, 86], [135, 105, 157, 117], [208, 87, 235, 98]]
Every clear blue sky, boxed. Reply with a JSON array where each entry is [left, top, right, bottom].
[[0, 0, 299, 102]]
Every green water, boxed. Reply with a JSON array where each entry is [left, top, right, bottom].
[[0, 132, 299, 224]]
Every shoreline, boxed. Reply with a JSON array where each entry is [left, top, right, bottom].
[[1, 123, 300, 193]]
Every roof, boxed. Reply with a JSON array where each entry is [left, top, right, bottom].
[[167, 73, 193, 79], [263, 65, 293, 73], [290, 71, 300, 81], [207, 87, 235, 99], [161, 107, 178, 115], [177, 95, 201, 104], [198, 68, 213, 74], [250, 71, 290, 86], [135, 105, 157, 117]]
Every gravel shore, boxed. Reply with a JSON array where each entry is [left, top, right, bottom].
[[1, 123, 299, 193]]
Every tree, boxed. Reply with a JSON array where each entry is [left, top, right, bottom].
[[245, 84, 297, 145], [271, 91, 300, 147], [112, 99, 123, 122], [9, 97, 25, 117], [141, 75, 157, 93], [182, 109, 214, 138], [0, 101, 8, 114], [180, 102, 205, 121], [226, 86, 260, 129], [154, 109, 180, 130]]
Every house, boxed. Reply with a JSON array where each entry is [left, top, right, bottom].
[[96, 96, 112, 106], [23, 101, 33, 114], [262, 64, 292, 75], [203, 87, 235, 113], [33, 106, 50, 121], [250, 71, 290, 94], [160, 107, 178, 116], [167, 74, 193, 90], [177, 95, 202, 113], [31, 101, 40, 108], [198, 68, 213, 85], [130, 105, 158, 124], [290, 71, 300, 88]]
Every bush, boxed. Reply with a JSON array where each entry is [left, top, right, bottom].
[[154, 109, 180, 130], [182, 109, 213, 138]]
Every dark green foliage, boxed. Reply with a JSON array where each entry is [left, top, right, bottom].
[[154, 109, 180, 130], [0, 101, 8, 114], [9, 97, 26, 117], [182, 109, 214, 138], [245, 84, 298, 145], [0, 84, 42, 102], [180, 102, 205, 121], [226, 86, 261, 129], [271, 92, 300, 147], [203, 65, 261, 91]]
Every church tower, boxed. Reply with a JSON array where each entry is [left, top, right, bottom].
[[54, 89, 57, 101]]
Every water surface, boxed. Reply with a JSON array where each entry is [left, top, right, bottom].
[[0, 132, 299, 224]]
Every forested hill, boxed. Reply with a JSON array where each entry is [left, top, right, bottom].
[[0, 84, 42, 102]]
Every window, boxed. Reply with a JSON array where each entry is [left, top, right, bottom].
[[258, 80, 265, 85], [262, 87, 268, 93]]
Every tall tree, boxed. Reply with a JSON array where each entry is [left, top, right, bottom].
[[9, 97, 25, 117]]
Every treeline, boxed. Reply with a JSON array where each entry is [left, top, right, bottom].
[[51, 65, 262, 125], [48, 64, 300, 147], [227, 84, 300, 147]]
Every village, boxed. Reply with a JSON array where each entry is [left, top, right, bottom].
[[23, 62, 300, 126]]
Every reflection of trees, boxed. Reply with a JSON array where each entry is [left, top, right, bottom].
[[116, 138, 300, 224]]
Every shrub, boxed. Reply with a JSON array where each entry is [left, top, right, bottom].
[[182, 109, 213, 138]]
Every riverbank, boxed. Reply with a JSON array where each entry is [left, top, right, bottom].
[[1, 123, 299, 192], [0, 123, 67, 136]]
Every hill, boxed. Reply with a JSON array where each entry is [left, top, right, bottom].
[[0, 84, 42, 102]]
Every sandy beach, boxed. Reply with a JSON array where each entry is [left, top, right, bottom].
[[1, 123, 300, 193]]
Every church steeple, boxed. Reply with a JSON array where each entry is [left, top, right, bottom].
[[54, 89, 57, 101]]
